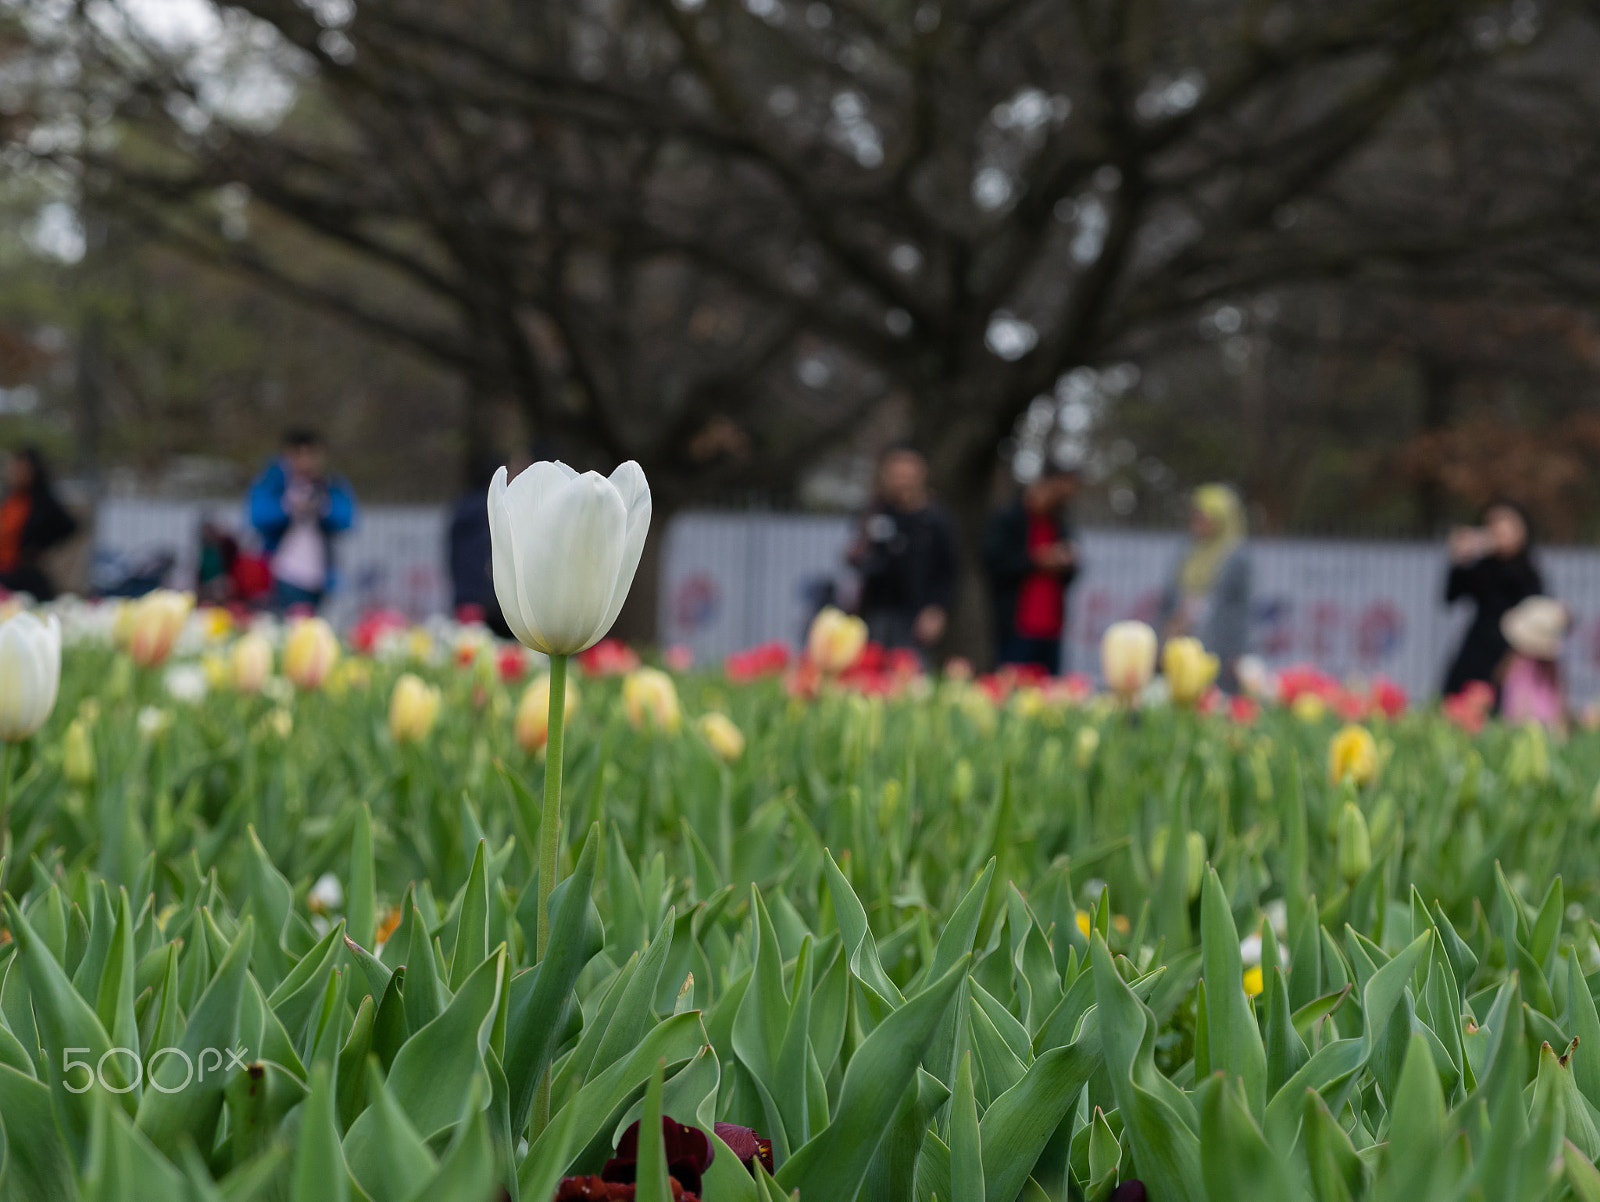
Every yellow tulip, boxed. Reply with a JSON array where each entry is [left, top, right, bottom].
[[623, 667, 681, 733], [1011, 687, 1047, 719], [1076, 910, 1092, 938], [283, 617, 340, 690], [329, 657, 372, 696], [388, 673, 441, 743], [515, 673, 579, 752], [697, 711, 746, 761], [1328, 723, 1378, 786], [199, 606, 233, 640], [1243, 966, 1264, 997], [230, 632, 274, 693], [1161, 636, 1218, 706], [126, 590, 193, 668], [806, 606, 868, 673], [1100, 620, 1157, 700], [405, 627, 435, 663], [1292, 693, 1328, 723], [201, 652, 230, 689]]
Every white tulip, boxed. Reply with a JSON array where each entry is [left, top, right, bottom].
[[488, 460, 652, 656], [0, 612, 61, 741]]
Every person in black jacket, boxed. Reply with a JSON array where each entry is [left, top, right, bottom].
[[983, 467, 1080, 674], [848, 445, 958, 660], [1442, 499, 1543, 700], [0, 446, 78, 600]]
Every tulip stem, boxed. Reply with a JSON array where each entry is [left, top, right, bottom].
[[0, 741, 12, 878], [532, 652, 568, 1140], [536, 653, 568, 960]]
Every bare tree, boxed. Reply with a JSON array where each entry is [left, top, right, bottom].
[[15, 0, 1597, 495], [11, 0, 1600, 643]]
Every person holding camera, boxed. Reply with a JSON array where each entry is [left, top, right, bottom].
[[1442, 499, 1543, 702], [247, 428, 358, 614]]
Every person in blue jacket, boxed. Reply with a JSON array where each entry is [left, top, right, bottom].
[[246, 428, 357, 613]]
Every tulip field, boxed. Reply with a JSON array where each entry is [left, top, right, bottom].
[[5, 598, 1600, 1201]]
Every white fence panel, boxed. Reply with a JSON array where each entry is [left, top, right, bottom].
[[92, 500, 1600, 700]]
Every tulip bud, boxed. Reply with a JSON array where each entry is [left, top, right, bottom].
[[956, 686, 997, 736], [137, 706, 171, 740], [266, 707, 294, 739], [1161, 636, 1219, 706], [1507, 722, 1550, 788], [126, 590, 194, 668], [951, 757, 975, 804], [0, 612, 62, 742], [807, 606, 868, 674], [489, 460, 652, 655], [231, 632, 274, 693], [622, 667, 681, 733], [515, 673, 579, 752], [1328, 724, 1378, 786], [110, 600, 137, 653], [308, 873, 344, 914], [1100, 621, 1157, 700], [388, 673, 442, 743], [62, 718, 94, 787], [1074, 725, 1101, 769], [163, 663, 208, 705], [1150, 826, 1205, 901], [697, 711, 746, 761], [284, 617, 340, 690], [1038, 736, 1063, 780], [1337, 800, 1372, 882]]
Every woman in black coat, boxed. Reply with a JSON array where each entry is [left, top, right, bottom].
[[0, 446, 78, 600], [1442, 500, 1543, 699]]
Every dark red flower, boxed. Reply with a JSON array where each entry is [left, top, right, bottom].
[[552, 1176, 698, 1201], [713, 1123, 775, 1174], [601, 1117, 714, 1195], [1109, 1182, 1147, 1202]]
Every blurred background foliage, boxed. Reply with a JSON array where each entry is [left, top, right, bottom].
[[2, 0, 1600, 538]]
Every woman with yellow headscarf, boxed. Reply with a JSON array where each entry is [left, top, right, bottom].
[[1159, 484, 1252, 692]]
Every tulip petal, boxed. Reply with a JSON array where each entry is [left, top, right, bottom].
[[518, 471, 628, 654], [593, 460, 652, 639], [506, 459, 579, 514], [489, 467, 549, 652], [0, 623, 27, 739]]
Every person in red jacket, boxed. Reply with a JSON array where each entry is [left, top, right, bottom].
[[983, 466, 1080, 675], [0, 446, 77, 600]]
